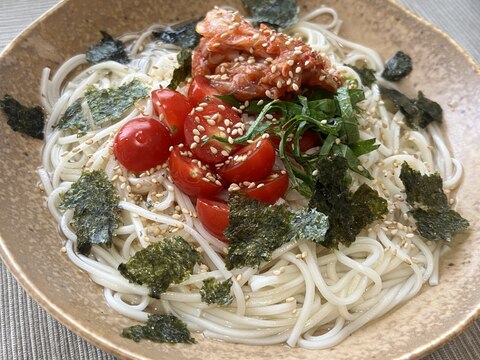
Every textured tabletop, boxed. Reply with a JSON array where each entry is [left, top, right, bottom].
[[1, 0, 479, 359]]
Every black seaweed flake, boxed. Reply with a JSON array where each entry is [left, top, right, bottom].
[[242, 0, 299, 29], [152, 18, 203, 49], [60, 171, 120, 255], [379, 86, 442, 129], [86, 31, 129, 64], [200, 278, 233, 306], [118, 237, 200, 298], [382, 51, 412, 81], [309, 156, 387, 248], [399, 163, 469, 242], [122, 314, 195, 344], [0, 95, 44, 139], [346, 64, 376, 87], [167, 49, 193, 90]]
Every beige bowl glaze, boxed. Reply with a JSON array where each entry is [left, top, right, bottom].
[[0, 0, 479, 359]]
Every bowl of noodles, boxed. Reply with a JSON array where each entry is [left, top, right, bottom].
[[0, 0, 479, 359]]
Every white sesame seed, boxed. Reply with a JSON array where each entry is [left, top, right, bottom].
[[271, 65, 277, 72], [295, 66, 302, 74], [236, 274, 242, 281], [210, 146, 218, 154], [312, 169, 319, 176], [287, 60, 294, 66], [193, 135, 200, 143], [320, 119, 328, 124], [192, 129, 200, 136], [292, 83, 299, 91], [195, 106, 204, 112], [221, 150, 229, 157]]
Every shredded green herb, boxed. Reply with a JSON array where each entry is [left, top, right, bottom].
[[86, 31, 129, 64], [0, 95, 45, 139], [122, 314, 195, 344], [399, 163, 469, 241], [57, 79, 148, 133], [152, 18, 203, 49], [60, 171, 120, 255], [118, 237, 200, 298], [167, 49, 193, 90], [225, 195, 328, 269], [200, 278, 233, 306], [217, 83, 375, 196], [309, 156, 387, 248]]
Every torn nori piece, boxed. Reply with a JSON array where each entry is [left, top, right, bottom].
[[225, 195, 329, 269], [86, 31, 129, 64], [118, 237, 200, 298], [167, 49, 193, 90], [399, 162, 469, 242], [379, 86, 442, 129], [200, 278, 233, 306], [152, 18, 203, 49], [242, 0, 299, 29], [309, 156, 388, 248], [122, 314, 195, 344], [381, 51, 412, 81], [0, 95, 45, 139], [346, 64, 376, 87], [57, 79, 148, 133], [415, 91, 443, 128], [60, 171, 120, 255]]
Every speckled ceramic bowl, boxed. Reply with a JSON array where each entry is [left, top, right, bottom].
[[0, 0, 479, 359]]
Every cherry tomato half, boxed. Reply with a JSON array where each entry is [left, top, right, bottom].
[[184, 102, 243, 164], [168, 145, 223, 198], [218, 137, 276, 184], [151, 89, 192, 144], [196, 198, 230, 241], [113, 117, 172, 172], [270, 130, 320, 153], [188, 76, 222, 106], [241, 171, 289, 205]]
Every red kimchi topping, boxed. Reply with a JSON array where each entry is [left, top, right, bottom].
[[192, 8, 342, 101]]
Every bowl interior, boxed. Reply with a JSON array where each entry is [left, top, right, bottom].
[[0, 0, 479, 359]]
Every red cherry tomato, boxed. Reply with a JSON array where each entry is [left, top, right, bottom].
[[188, 76, 223, 106], [113, 117, 172, 172], [151, 89, 192, 144], [184, 102, 243, 164], [168, 145, 223, 198], [241, 171, 289, 204], [218, 138, 276, 184], [270, 131, 319, 153], [196, 198, 230, 241]]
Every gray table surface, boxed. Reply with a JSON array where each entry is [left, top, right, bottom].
[[1, 0, 479, 359]]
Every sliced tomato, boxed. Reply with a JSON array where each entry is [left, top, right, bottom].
[[196, 198, 230, 241], [151, 89, 192, 144], [218, 137, 275, 184], [241, 171, 289, 205], [113, 117, 172, 172], [184, 102, 243, 164], [188, 76, 223, 106], [168, 145, 223, 198]]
